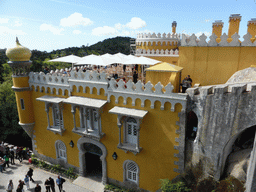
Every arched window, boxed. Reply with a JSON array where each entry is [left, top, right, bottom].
[[123, 160, 139, 187], [55, 140, 67, 160], [127, 162, 138, 182]]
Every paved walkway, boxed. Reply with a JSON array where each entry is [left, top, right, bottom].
[[0, 159, 104, 191]]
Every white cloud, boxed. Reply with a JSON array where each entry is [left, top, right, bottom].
[[60, 12, 93, 27], [0, 18, 9, 24], [73, 30, 82, 34], [0, 26, 26, 35], [115, 23, 123, 30], [40, 24, 64, 35], [125, 17, 146, 29], [92, 26, 118, 36], [14, 20, 22, 27]]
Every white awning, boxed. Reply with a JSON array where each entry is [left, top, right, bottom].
[[109, 106, 148, 118], [36, 95, 65, 103], [63, 96, 107, 108]]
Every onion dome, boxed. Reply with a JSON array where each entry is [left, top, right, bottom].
[[6, 37, 32, 61]]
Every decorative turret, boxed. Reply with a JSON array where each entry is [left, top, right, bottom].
[[6, 38, 35, 138], [212, 20, 224, 43], [247, 18, 256, 43], [227, 14, 242, 43]]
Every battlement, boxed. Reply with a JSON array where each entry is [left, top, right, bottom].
[[29, 69, 187, 111], [186, 82, 256, 98], [137, 32, 180, 40], [181, 32, 256, 47], [136, 48, 179, 57]]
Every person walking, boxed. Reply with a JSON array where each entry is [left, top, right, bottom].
[[27, 167, 34, 182], [24, 174, 30, 190], [49, 177, 55, 192], [45, 179, 51, 192], [6, 180, 14, 192], [34, 184, 41, 192], [10, 146, 15, 165], [17, 180, 25, 192], [4, 154, 10, 168], [0, 157, 4, 172], [56, 175, 65, 192]]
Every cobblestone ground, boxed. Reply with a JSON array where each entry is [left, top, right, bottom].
[[0, 159, 95, 192]]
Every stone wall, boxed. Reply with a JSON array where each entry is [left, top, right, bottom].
[[186, 82, 256, 179]]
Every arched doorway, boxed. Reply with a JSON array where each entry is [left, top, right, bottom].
[[77, 137, 107, 184], [84, 143, 102, 178], [186, 111, 198, 140], [221, 126, 256, 179]]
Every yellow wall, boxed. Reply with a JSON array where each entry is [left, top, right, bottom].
[[13, 76, 34, 124], [146, 71, 181, 93], [31, 85, 182, 191], [137, 41, 178, 51], [178, 46, 256, 86]]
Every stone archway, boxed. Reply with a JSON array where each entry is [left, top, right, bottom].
[[220, 125, 256, 178], [77, 137, 107, 184]]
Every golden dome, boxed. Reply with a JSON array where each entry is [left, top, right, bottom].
[[6, 37, 32, 61]]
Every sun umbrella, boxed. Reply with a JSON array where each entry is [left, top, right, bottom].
[[48, 54, 82, 68], [75, 54, 117, 66], [122, 56, 160, 65], [122, 56, 161, 82]]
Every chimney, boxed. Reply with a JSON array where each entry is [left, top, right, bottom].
[[212, 20, 224, 43], [172, 21, 177, 34], [227, 14, 242, 43], [247, 18, 256, 43]]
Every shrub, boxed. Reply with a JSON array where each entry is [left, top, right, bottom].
[[215, 176, 245, 192], [196, 176, 217, 192], [160, 179, 191, 192]]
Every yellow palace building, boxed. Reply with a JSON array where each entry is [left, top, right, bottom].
[[6, 14, 256, 192]]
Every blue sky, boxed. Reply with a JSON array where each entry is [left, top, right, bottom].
[[0, 0, 255, 52]]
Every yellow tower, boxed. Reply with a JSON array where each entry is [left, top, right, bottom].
[[212, 20, 224, 43], [6, 38, 35, 138], [227, 14, 242, 43], [247, 18, 256, 43], [172, 21, 177, 34]]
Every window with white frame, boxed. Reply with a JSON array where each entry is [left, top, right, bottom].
[[70, 105, 104, 140], [52, 104, 63, 127], [81, 107, 99, 131], [125, 118, 137, 145], [55, 140, 67, 160], [36, 96, 65, 135], [127, 162, 138, 182], [109, 106, 148, 154], [123, 160, 139, 186]]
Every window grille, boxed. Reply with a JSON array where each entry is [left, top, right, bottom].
[[126, 162, 138, 182]]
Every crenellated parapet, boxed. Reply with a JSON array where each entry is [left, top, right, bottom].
[[107, 78, 187, 111], [181, 32, 256, 47], [69, 69, 108, 95], [136, 48, 179, 57], [29, 69, 187, 112], [136, 32, 180, 47], [29, 71, 70, 95]]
